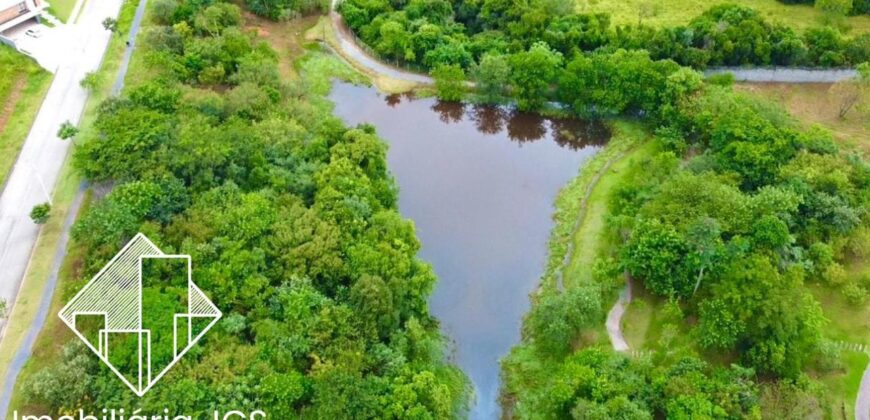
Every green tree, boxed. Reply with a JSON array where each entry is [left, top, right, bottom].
[[508, 42, 562, 111], [816, 0, 853, 16], [527, 285, 602, 355], [432, 63, 466, 101], [79, 71, 102, 92], [57, 121, 79, 141], [30, 202, 51, 224], [102, 17, 118, 33], [622, 219, 695, 297], [472, 53, 510, 102]]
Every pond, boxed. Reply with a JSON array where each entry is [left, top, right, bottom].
[[328, 81, 610, 419]]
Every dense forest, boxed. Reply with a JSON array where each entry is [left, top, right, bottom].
[[331, 0, 870, 416], [338, 0, 870, 71], [503, 69, 870, 416], [17, 0, 870, 416], [21, 1, 469, 417]]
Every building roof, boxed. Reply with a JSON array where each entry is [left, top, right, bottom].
[[0, 0, 23, 10]]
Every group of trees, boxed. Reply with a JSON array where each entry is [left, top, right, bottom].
[[503, 347, 771, 418], [502, 37, 870, 420], [23, 0, 468, 417], [779, 0, 870, 16], [338, 0, 870, 79]]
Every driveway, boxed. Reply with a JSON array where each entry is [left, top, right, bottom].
[[3, 19, 70, 72]]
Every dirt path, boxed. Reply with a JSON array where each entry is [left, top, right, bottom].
[[0, 77, 27, 134], [556, 150, 626, 291], [606, 276, 632, 352], [551, 146, 634, 352]]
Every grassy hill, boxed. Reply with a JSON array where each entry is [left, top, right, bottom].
[[580, 0, 870, 33]]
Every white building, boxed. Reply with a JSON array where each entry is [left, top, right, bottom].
[[0, 0, 48, 47]]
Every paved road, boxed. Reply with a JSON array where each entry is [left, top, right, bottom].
[[0, 183, 86, 416], [858, 364, 870, 420], [0, 0, 123, 337], [329, 0, 432, 84], [113, 0, 148, 95], [0, 0, 137, 412], [705, 67, 858, 83], [606, 277, 631, 352]]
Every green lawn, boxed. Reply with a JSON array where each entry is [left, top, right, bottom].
[[47, 0, 78, 22], [562, 128, 656, 289], [580, 0, 870, 34], [0, 46, 52, 188], [551, 122, 656, 348]]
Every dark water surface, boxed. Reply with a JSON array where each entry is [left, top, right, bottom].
[[328, 81, 609, 419]]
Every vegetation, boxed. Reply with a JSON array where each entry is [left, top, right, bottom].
[[1, 0, 134, 401], [581, 0, 870, 31], [380, 2, 870, 417], [56, 121, 79, 141], [0, 46, 52, 187], [46, 0, 78, 22], [16, 0, 468, 417], [29, 203, 51, 225], [11, 0, 870, 416], [338, 0, 870, 74]]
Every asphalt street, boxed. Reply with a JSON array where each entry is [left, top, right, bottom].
[[0, 0, 125, 412]]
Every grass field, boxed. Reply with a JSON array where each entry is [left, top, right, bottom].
[[736, 83, 870, 155], [542, 121, 654, 348], [0, 47, 52, 188], [306, 16, 421, 93], [562, 131, 656, 289], [47, 0, 79, 22], [581, 0, 870, 34], [0, 0, 139, 412]]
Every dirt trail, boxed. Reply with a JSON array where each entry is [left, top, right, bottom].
[[0, 77, 27, 134]]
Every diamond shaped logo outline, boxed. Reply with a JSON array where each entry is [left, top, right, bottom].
[[58, 233, 222, 397]]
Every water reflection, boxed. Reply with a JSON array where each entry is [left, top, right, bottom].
[[384, 93, 610, 150], [329, 81, 608, 420]]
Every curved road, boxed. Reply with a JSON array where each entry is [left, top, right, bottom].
[[329, 0, 432, 84], [0, 0, 148, 414]]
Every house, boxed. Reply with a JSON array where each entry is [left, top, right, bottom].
[[0, 0, 47, 47]]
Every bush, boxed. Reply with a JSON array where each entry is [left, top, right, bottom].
[[823, 263, 848, 285], [79, 72, 102, 92], [56, 121, 79, 140], [29, 203, 51, 225], [843, 281, 867, 305], [432, 64, 466, 101], [527, 285, 602, 355]]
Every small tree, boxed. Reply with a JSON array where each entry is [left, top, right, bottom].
[[30, 202, 51, 225], [102, 17, 118, 33], [816, 0, 853, 23], [637, 1, 659, 25], [831, 61, 869, 118], [472, 54, 510, 102], [432, 64, 465, 102], [57, 121, 79, 141], [79, 71, 102, 92]]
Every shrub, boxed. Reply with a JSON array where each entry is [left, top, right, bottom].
[[843, 281, 867, 305], [29, 203, 51, 225], [432, 64, 465, 101]]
